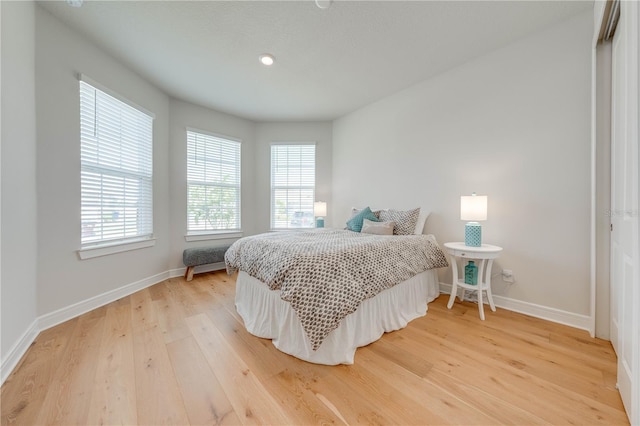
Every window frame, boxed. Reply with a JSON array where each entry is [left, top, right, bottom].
[[270, 143, 316, 230], [77, 75, 155, 259], [185, 128, 242, 239]]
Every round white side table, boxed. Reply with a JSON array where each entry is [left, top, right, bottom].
[[444, 242, 503, 320]]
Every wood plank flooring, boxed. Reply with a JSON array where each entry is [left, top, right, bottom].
[[1, 271, 629, 425]]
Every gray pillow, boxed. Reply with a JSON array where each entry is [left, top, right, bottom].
[[361, 219, 394, 235]]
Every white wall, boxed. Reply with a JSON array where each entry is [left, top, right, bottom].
[[333, 11, 593, 316], [1, 0, 39, 367], [168, 99, 256, 270], [35, 6, 171, 316], [254, 122, 333, 231]]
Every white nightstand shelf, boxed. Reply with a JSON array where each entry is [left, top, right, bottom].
[[444, 242, 503, 320]]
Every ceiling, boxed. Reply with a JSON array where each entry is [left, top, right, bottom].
[[38, 0, 593, 122]]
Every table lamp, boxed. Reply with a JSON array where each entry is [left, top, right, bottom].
[[314, 201, 327, 228], [460, 193, 487, 247]]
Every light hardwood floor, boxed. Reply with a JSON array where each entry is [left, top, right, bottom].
[[1, 271, 629, 425]]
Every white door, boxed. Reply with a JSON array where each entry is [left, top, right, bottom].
[[610, 1, 639, 423]]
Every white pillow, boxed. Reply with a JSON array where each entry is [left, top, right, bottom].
[[414, 209, 431, 234], [361, 219, 394, 235]]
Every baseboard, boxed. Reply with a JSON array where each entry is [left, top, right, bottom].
[[439, 282, 591, 332], [37, 263, 227, 332], [1, 265, 233, 385], [1, 319, 39, 384], [38, 270, 171, 331], [168, 267, 186, 278], [2, 270, 174, 386]]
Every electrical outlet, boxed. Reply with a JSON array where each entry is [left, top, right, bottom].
[[502, 269, 515, 283]]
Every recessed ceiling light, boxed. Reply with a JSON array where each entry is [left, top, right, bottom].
[[259, 54, 275, 66], [315, 0, 332, 9]]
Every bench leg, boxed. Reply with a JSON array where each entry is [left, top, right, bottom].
[[185, 266, 194, 282]]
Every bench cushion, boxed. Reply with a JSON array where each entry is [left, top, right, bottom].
[[183, 246, 229, 267]]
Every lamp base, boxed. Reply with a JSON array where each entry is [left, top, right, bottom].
[[316, 217, 325, 228], [465, 222, 482, 247]]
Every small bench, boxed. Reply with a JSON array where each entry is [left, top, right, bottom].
[[183, 246, 230, 281]]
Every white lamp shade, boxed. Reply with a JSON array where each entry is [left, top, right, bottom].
[[460, 195, 487, 221], [314, 201, 327, 217]]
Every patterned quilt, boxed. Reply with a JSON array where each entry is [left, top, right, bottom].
[[225, 229, 449, 350]]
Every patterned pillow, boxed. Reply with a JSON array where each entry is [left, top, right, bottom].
[[346, 207, 380, 232], [379, 208, 420, 235], [361, 219, 395, 235]]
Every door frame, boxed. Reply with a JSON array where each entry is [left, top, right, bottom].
[[592, 1, 639, 423]]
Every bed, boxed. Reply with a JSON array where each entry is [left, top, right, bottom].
[[225, 228, 449, 365]]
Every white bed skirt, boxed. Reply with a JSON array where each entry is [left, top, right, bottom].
[[235, 269, 441, 365]]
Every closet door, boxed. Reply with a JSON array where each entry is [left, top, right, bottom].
[[610, 1, 639, 422]]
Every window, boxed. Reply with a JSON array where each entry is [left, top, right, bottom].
[[271, 144, 316, 229], [187, 130, 241, 233], [80, 79, 154, 248]]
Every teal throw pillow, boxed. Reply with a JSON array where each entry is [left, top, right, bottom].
[[346, 206, 380, 232]]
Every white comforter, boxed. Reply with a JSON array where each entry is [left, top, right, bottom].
[[225, 229, 448, 350]]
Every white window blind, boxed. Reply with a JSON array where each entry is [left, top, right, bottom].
[[271, 144, 316, 229], [187, 130, 241, 232], [80, 80, 154, 247]]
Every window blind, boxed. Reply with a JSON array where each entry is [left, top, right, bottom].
[[80, 80, 154, 247], [271, 144, 316, 229], [187, 130, 241, 232]]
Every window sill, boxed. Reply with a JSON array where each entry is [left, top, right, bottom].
[[184, 231, 243, 242], [78, 238, 156, 260], [269, 228, 316, 232]]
